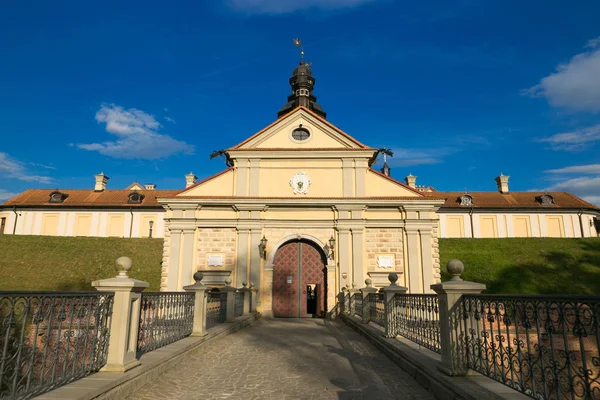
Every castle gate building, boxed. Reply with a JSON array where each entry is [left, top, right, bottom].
[[158, 61, 445, 316]]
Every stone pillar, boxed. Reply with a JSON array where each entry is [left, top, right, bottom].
[[236, 230, 250, 288], [360, 278, 378, 324], [92, 257, 148, 372], [351, 229, 365, 287], [380, 273, 408, 338], [180, 229, 195, 288], [249, 230, 262, 305], [338, 229, 351, 289], [405, 228, 420, 293], [239, 282, 251, 315], [337, 289, 347, 315], [183, 271, 209, 337], [166, 230, 182, 291], [419, 230, 435, 293], [221, 278, 237, 322], [431, 260, 486, 376], [249, 282, 258, 313]]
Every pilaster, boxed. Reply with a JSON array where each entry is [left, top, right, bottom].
[[337, 229, 351, 289], [236, 229, 250, 287]]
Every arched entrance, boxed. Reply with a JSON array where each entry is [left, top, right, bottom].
[[272, 239, 327, 318]]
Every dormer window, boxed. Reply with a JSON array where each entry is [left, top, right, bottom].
[[459, 194, 474, 206], [538, 192, 555, 206], [48, 190, 68, 203], [127, 191, 145, 204]]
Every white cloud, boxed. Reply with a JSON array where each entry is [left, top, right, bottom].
[[545, 176, 600, 203], [0, 189, 19, 201], [523, 37, 600, 112], [0, 153, 53, 184], [165, 116, 176, 124], [537, 124, 600, 151], [384, 147, 457, 167], [225, 0, 376, 14], [546, 164, 600, 174], [582, 195, 600, 206], [77, 104, 194, 159]]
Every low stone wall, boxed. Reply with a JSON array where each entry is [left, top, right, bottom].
[[36, 313, 260, 400], [340, 313, 529, 400]]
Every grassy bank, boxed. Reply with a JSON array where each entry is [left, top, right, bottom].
[[0, 235, 163, 291], [439, 238, 600, 294], [0, 235, 598, 294]]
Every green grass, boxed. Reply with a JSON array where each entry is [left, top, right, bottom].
[[439, 238, 600, 294], [0, 235, 599, 294], [0, 235, 163, 291]]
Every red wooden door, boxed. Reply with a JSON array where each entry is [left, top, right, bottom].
[[273, 240, 325, 318]]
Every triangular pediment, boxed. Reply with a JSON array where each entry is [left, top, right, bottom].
[[229, 107, 370, 150]]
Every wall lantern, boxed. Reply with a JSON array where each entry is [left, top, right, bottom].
[[328, 235, 335, 260], [258, 236, 268, 260], [148, 220, 154, 238]]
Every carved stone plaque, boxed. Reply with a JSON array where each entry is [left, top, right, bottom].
[[207, 254, 224, 267], [377, 255, 394, 268]]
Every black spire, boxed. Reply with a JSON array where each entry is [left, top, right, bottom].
[[278, 40, 327, 119]]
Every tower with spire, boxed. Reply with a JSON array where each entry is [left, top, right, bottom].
[[278, 38, 327, 119]]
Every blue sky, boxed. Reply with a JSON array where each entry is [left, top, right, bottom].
[[1, 0, 599, 205]]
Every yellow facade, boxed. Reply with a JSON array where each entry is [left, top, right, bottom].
[[41, 214, 59, 236], [546, 216, 565, 238], [446, 216, 464, 238], [513, 216, 531, 237], [75, 214, 92, 236], [480, 216, 498, 238], [107, 215, 124, 237]]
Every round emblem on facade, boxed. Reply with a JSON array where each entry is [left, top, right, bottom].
[[289, 172, 311, 195]]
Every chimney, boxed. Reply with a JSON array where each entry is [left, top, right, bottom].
[[144, 184, 156, 190], [94, 172, 109, 192], [495, 173, 510, 194], [404, 173, 417, 188], [381, 161, 391, 177], [185, 172, 197, 188]]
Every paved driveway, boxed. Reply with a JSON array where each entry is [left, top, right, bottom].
[[131, 318, 434, 400]]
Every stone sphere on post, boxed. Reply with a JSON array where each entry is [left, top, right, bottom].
[[446, 259, 464, 281], [224, 277, 232, 287], [193, 271, 204, 284], [242, 282, 248, 288], [388, 272, 398, 285], [365, 278, 372, 288], [116, 256, 132, 278]]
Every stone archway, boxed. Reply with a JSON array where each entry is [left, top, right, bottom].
[[261, 234, 335, 317], [271, 238, 327, 318]]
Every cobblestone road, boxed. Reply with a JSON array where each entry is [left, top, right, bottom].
[[131, 319, 435, 400]]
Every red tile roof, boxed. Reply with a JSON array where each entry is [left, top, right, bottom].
[[1, 189, 179, 208], [426, 191, 599, 210]]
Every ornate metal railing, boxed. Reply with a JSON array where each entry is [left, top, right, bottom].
[[137, 292, 194, 355], [394, 294, 440, 353], [234, 292, 244, 317], [369, 293, 385, 328], [0, 291, 113, 400], [206, 292, 226, 329], [462, 294, 600, 400], [344, 293, 351, 315], [352, 293, 363, 318]]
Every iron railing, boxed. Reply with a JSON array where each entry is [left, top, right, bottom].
[[137, 292, 194, 355], [462, 294, 600, 400], [0, 291, 113, 400], [234, 292, 244, 317], [369, 293, 385, 328], [394, 294, 440, 353], [352, 293, 363, 318], [206, 292, 226, 329]]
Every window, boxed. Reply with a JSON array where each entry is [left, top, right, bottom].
[[48, 191, 68, 203], [0, 217, 6, 234], [127, 192, 145, 204], [538, 192, 554, 206], [459, 194, 474, 206], [291, 127, 310, 141]]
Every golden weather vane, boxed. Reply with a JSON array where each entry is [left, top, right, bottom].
[[293, 38, 310, 65]]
